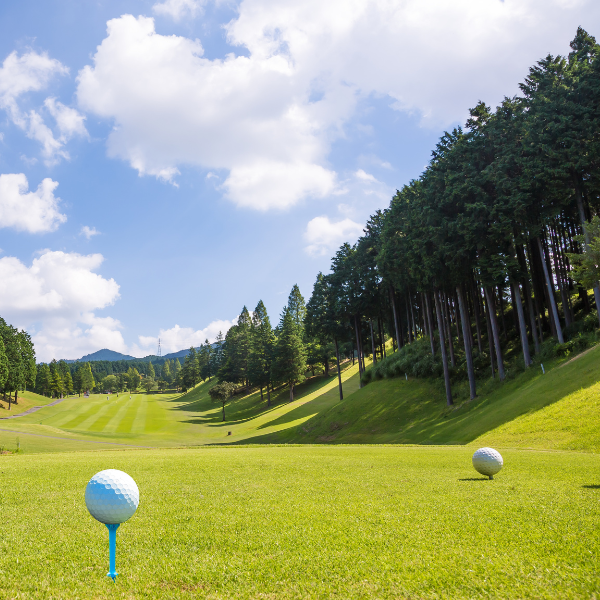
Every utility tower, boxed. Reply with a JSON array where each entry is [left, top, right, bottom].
[[157, 338, 162, 357]]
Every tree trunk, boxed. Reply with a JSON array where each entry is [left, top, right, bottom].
[[471, 278, 483, 353], [498, 287, 507, 342], [457, 284, 476, 399], [390, 288, 401, 349], [334, 338, 343, 401], [405, 294, 413, 343], [484, 291, 495, 379], [260, 386, 263, 402], [370, 319, 377, 364], [409, 290, 417, 340], [354, 316, 363, 386], [324, 357, 329, 377], [511, 280, 531, 368], [434, 289, 453, 406], [443, 292, 455, 368], [517, 244, 541, 355], [484, 286, 505, 380], [424, 292, 436, 356], [573, 173, 600, 327], [14, 389, 18, 405], [289, 383, 294, 403], [267, 384, 271, 407], [378, 317, 386, 359], [222, 402, 225, 421], [537, 237, 564, 343], [8, 392, 11, 410], [454, 290, 462, 345]]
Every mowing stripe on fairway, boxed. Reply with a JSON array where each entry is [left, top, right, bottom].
[[130, 394, 148, 434], [99, 395, 136, 433], [72, 399, 119, 431], [0, 427, 152, 446], [58, 401, 108, 429], [116, 395, 142, 434]]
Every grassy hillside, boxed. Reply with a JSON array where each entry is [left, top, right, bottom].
[[251, 344, 600, 451], [0, 389, 60, 416], [0, 344, 598, 453], [2, 446, 599, 599]]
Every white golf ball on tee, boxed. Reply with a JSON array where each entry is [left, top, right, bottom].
[[85, 469, 139, 524], [472, 447, 503, 479]]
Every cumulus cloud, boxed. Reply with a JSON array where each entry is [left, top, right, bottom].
[[80, 225, 99, 239], [44, 97, 88, 140], [76, 2, 598, 207], [152, 0, 204, 20], [0, 173, 66, 233], [138, 319, 236, 354], [0, 250, 122, 361], [76, 14, 341, 207], [0, 50, 86, 165], [304, 215, 364, 256]]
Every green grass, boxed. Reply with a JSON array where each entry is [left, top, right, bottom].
[[255, 344, 600, 450], [0, 344, 599, 454], [1, 445, 599, 599]]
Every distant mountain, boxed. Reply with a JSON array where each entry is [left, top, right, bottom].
[[64, 345, 215, 363], [65, 349, 136, 363]]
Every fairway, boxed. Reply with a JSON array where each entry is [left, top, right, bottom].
[[1, 445, 599, 599], [0, 362, 363, 452]]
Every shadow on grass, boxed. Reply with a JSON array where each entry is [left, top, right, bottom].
[[458, 477, 490, 481], [582, 484, 600, 489]]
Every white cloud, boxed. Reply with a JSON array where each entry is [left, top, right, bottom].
[[76, 15, 341, 208], [0, 173, 66, 233], [76, 3, 598, 208], [0, 50, 86, 165], [0, 250, 122, 361], [355, 169, 377, 183], [80, 225, 99, 239], [0, 50, 67, 116], [138, 319, 235, 354], [152, 0, 204, 21], [304, 215, 364, 256], [44, 97, 88, 140]]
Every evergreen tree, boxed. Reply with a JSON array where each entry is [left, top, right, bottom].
[[50, 371, 63, 398], [287, 284, 306, 335], [0, 336, 8, 395], [148, 362, 155, 378], [127, 367, 141, 392], [273, 307, 307, 402], [81, 363, 95, 393], [38, 363, 52, 397], [248, 300, 275, 403]]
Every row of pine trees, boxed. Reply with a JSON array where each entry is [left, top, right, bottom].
[[190, 27, 600, 410], [179, 285, 344, 404]]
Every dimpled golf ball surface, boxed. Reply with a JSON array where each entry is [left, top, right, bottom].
[[472, 447, 503, 478], [85, 470, 139, 524]]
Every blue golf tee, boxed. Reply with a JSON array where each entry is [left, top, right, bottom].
[[106, 523, 120, 580]]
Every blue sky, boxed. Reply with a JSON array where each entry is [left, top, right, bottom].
[[0, 0, 597, 362]]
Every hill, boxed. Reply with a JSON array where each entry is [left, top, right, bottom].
[[65, 349, 136, 363]]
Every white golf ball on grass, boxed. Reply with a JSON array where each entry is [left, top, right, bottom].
[[85, 469, 139, 524], [472, 447, 503, 480]]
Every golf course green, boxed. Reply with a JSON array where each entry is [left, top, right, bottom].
[[0, 347, 599, 598]]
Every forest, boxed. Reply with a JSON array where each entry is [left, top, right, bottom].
[[201, 27, 600, 408], [13, 28, 600, 409]]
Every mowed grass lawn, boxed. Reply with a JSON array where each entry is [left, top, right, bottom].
[[1, 445, 598, 599], [0, 362, 362, 452]]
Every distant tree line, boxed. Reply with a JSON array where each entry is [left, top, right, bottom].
[[0, 317, 36, 410], [34, 357, 184, 397]]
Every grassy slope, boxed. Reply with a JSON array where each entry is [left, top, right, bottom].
[[0, 389, 58, 416], [1, 446, 599, 599], [0, 344, 597, 453], [252, 344, 600, 450], [0, 362, 361, 452]]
